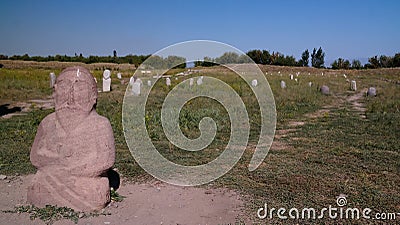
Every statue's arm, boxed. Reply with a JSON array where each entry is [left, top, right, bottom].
[[70, 118, 116, 177], [30, 120, 59, 168]]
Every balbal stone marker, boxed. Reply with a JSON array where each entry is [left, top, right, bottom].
[[351, 80, 357, 91], [189, 78, 194, 87], [367, 87, 377, 96], [28, 66, 116, 211], [50, 72, 56, 88], [197, 77, 203, 85], [102, 69, 111, 92], [132, 81, 141, 96], [251, 79, 258, 87], [280, 80, 286, 89], [320, 85, 330, 95]]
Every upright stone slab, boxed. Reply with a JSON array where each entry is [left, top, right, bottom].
[[308, 82, 312, 87], [136, 78, 143, 86], [320, 85, 330, 95], [367, 87, 376, 96], [251, 79, 258, 87], [129, 76, 135, 86], [350, 80, 357, 91], [189, 78, 194, 87], [197, 77, 203, 86], [132, 81, 141, 96], [166, 78, 171, 86], [280, 80, 286, 89], [102, 69, 111, 92], [147, 80, 152, 87], [117, 73, 122, 79], [27, 66, 115, 212], [289, 74, 293, 80], [49, 72, 56, 88]]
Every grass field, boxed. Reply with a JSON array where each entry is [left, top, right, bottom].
[[0, 62, 399, 223]]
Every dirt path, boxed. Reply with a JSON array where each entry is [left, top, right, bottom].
[[273, 89, 368, 147], [345, 88, 368, 119], [0, 98, 54, 119], [0, 175, 246, 225]]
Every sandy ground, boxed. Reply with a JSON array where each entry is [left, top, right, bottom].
[[0, 175, 246, 225]]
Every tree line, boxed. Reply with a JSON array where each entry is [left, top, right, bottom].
[[195, 47, 325, 68], [1, 49, 399, 69], [0, 52, 150, 67], [197, 48, 400, 69], [331, 54, 400, 69]]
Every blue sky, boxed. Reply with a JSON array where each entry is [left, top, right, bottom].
[[0, 0, 399, 62]]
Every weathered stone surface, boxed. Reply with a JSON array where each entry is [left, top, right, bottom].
[[102, 69, 111, 92], [351, 80, 357, 91], [197, 77, 203, 85], [320, 85, 330, 95], [189, 78, 194, 87], [367, 87, 376, 96], [28, 66, 115, 212], [251, 79, 258, 87], [49, 72, 56, 88], [280, 80, 286, 89], [132, 81, 141, 96]]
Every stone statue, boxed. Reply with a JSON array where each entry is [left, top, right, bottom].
[[27, 66, 115, 211]]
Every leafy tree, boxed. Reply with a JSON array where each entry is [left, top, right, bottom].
[[260, 50, 271, 64], [271, 52, 284, 65], [246, 50, 263, 64], [215, 52, 240, 64], [379, 55, 393, 68], [331, 59, 339, 69], [87, 55, 99, 63], [299, 49, 309, 67], [393, 53, 400, 67], [311, 47, 325, 68], [194, 56, 217, 67], [165, 55, 186, 68], [367, 56, 380, 68], [238, 54, 252, 64], [0, 54, 9, 60], [351, 59, 362, 69], [331, 58, 350, 69], [269, 51, 280, 65]]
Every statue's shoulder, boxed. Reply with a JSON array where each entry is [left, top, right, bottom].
[[38, 112, 57, 127], [87, 111, 112, 129]]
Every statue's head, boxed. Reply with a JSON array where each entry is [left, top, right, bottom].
[[54, 66, 97, 113]]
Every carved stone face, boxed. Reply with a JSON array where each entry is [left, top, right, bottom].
[[54, 66, 97, 112]]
